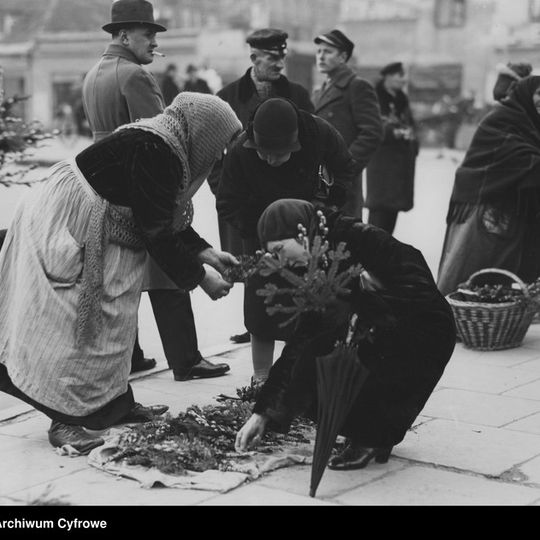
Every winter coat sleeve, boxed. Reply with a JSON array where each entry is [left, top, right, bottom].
[[122, 68, 165, 121], [128, 138, 210, 291], [347, 78, 383, 171], [317, 118, 359, 208], [216, 145, 263, 238]]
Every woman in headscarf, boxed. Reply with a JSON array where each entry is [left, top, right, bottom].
[[235, 199, 455, 470], [438, 76, 540, 296], [0, 93, 242, 453]]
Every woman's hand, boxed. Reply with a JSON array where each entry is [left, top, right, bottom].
[[198, 247, 239, 274], [235, 413, 268, 452], [199, 267, 232, 300]]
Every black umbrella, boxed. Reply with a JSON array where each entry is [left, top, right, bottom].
[[309, 315, 370, 498]]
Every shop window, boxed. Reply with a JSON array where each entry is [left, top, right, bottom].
[[435, 0, 466, 28]]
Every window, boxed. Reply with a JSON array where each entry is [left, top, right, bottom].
[[434, 0, 466, 28], [530, 0, 540, 22]]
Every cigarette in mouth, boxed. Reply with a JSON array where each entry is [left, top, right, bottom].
[[152, 51, 166, 57]]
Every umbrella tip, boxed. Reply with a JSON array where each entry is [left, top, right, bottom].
[[309, 488, 316, 498]]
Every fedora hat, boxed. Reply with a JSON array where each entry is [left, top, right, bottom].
[[102, 0, 167, 34]]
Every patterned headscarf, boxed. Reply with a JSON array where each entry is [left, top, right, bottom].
[[118, 92, 242, 230]]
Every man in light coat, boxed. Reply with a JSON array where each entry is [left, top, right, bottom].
[[313, 29, 383, 218], [83, 0, 230, 380]]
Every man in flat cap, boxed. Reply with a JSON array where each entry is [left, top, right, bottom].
[[313, 29, 383, 218], [208, 28, 314, 344], [82, 0, 230, 380]]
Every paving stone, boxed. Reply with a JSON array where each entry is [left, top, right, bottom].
[[258, 460, 407, 499], [394, 419, 540, 476], [422, 388, 540, 427], [333, 465, 540, 506], [11, 469, 216, 506], [0, 413, 50, 441], [503, 379, 540, 400], [0, 436, 88, 496], [514, 357, 540, 373], [519, 456, 540, 485], [198, 483, 337, 506], [436, 362, 540, 394], [505, 412, 540, 435]]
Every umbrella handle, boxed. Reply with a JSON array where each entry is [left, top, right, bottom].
[[345, 313, 358, 345]]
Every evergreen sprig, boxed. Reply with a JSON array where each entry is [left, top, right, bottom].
[[256, 219, 364, 328]]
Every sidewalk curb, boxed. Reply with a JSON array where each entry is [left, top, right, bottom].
[[0, 341, 251, 425]]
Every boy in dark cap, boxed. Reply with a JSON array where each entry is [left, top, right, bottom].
[[313, 29, 383, 219], [208, 28, 314, 344]]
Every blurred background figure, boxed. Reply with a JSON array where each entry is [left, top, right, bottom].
[[312, 29, 382, 219], [365, 62, 418, 235], [183, 64, 212, 94], [160, 63, 180, 106], [492, 62, 532, 103]]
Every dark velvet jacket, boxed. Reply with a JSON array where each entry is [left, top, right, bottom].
[[216, 110, 358, 241], [75, 129, 210, 291], [253, 218, 456, 447]]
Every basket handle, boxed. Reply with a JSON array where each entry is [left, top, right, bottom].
[[465, 268, 530, 299]]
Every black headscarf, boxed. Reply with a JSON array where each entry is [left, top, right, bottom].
[[257, 199, 316, 245], [449, 76, 540, 220]]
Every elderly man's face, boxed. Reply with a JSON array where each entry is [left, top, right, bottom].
[[252, 51, 285, 82], [122, 26, 158, 65]]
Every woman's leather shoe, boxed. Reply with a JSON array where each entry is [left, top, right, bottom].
[[48, 421, 105, 454], [328, 445, 392, 471]]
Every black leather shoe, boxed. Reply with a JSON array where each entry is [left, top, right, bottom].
[[230, 331, 251, 344], [174, 357, 230, 381], [48, 421, 105, 454], [328, 445, 392, 471], [118, 402, 169, 424], [130, 356, 157, 374]]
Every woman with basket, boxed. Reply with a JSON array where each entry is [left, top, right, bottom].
[[438, 76, 540, 296]]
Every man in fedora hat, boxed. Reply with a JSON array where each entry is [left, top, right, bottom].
[[82, 0, 230, 381], [208, 28, 314, 344], [313, 29, 383, 218], [217, 97, 357, 383]]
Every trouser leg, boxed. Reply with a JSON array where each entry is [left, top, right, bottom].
[[368, 209, 398, 235], [0, 363, 135, 430], [148, 288, 199, 376]]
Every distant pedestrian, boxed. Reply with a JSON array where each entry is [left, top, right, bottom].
[[208, 28, 314, 345], [313, 29, 383, 218], [183, 64, 212, 94], [365, 62, 419, 235], [161, 63, 181, 105], [438, 76, 540, 296]]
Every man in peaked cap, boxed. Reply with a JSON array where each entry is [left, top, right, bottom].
[[208, 28, 314, 345], [82, 0, 230, 380], [313, 28, 383, 219]]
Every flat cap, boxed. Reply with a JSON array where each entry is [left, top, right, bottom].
[[246, 28, 288, 55], [314, 29, 354, 60], [380, 62, 405, 76]]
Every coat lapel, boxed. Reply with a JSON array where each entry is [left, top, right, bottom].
[[313, 66, 355, 112]]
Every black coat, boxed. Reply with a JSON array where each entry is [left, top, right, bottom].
[[216, 109, 357, 246], [207, 68, 314, 255], [253, 218, 455, 447], [365, 81, 418, 212]]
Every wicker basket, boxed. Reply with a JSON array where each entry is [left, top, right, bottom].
[[446, 268, 536, 351]]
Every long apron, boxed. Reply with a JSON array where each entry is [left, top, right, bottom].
[[0, 160, 146, 416]]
